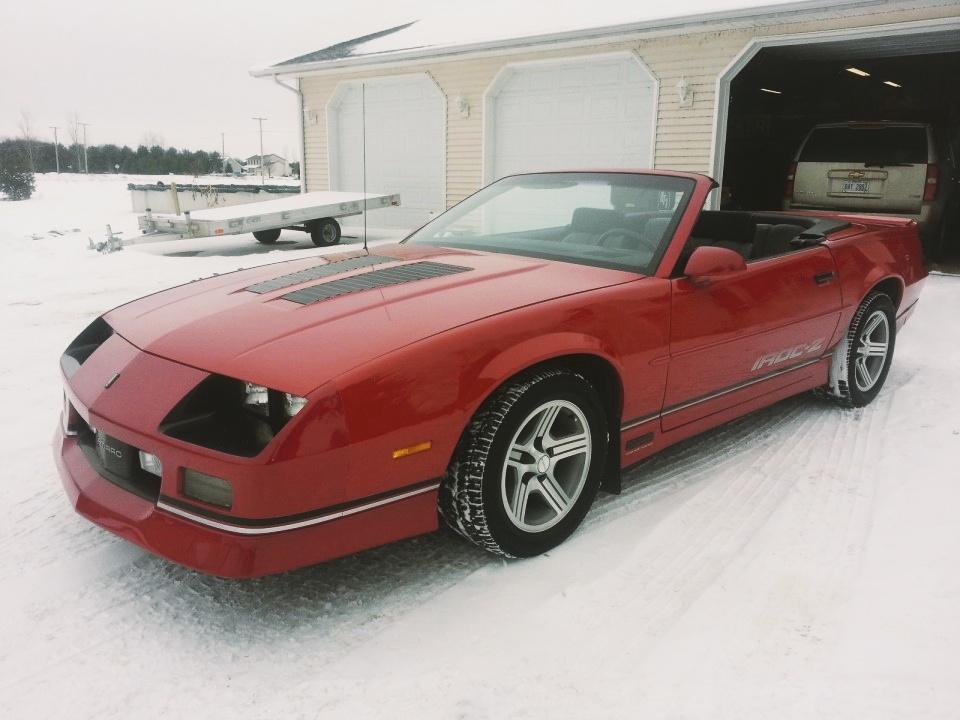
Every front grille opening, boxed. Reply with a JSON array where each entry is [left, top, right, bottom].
[[160, 375, 275, 458], [75, 420, 161, 503], [61, 317, 113, 377]]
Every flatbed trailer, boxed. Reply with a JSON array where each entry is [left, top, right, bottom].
[[136, 190, 401, 246]]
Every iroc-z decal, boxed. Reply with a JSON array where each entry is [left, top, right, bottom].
[[751, 338, 825, 372]]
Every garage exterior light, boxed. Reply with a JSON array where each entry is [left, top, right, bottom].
[[884, 80, 902, 88], [845, 67, 870, 77], [760, 88, 782, 94]]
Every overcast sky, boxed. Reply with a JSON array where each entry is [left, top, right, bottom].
[[2, 0, 797, 160]]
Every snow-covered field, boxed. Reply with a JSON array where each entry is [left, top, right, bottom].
[[1, 174, 959, 719]]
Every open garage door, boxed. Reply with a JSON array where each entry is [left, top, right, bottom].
[[328, 74, 445, 229], [716, 23, 960, 261], [486, 53, 657, 182]]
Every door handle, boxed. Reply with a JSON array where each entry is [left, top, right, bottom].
[[814, 271, 835, 285]]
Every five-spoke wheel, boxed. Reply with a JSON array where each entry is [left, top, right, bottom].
[[440, 368, 607, 557], [822, 291, 896, 407], [502, 400, 592, 533], [853, 309, 890, 392]]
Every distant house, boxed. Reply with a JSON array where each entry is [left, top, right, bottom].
[[245, 153, 290, 178], [223, 157, 246, 175]]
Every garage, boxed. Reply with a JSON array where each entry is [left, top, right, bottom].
[[261, 0, 960, 256], [484, 53, 658, 182], [327, 74, 445, 229], [716, 22, 960, 260]]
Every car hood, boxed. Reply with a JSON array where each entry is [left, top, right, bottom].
[[105, 244, 639, 395]]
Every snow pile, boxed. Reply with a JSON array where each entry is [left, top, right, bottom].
[[1, 173, 959, 719]]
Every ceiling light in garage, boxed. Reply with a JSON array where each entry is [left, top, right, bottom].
[[845, 67, 871, 77], [884, 80, 902, 88], [760, 88, 782, 94]]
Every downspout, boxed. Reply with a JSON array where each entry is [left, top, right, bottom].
[[273, 74, 307, 193]]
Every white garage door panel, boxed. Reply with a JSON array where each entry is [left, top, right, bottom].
[[490, 56, 657, 181], [329, 75, 444, 230]]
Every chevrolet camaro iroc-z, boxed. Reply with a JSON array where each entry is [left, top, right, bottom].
[[54, 171, 926, 577]]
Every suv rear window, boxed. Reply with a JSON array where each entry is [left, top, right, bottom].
[[799, 126, 927, 164]]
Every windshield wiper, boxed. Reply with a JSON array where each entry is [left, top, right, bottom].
[[863, 161, 915, 168]]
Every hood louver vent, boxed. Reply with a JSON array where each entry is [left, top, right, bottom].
[[281, 261, 471, 305], [245, 254, 393, 294]]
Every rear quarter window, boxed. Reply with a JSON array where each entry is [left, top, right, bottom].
[[800, 127, 927, 164]]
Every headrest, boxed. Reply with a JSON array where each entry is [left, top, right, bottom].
[[642, 217, 673, 246], [570, 207, 623, 233], [692, 211, 756, 244]]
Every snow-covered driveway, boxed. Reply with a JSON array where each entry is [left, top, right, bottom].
[[2, 175, 958, 719]]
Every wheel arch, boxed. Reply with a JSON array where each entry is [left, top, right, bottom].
[[866, 275, 904, 310], [453, 347, 626, 495]]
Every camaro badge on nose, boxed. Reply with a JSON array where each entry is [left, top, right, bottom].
[[104, 372, 120, 388]]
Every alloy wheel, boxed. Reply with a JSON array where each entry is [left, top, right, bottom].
[[500, 400, 592, 533], [854, 309, 890, 391]]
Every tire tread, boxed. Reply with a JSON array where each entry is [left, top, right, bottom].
[[439, 367, 586, 558]]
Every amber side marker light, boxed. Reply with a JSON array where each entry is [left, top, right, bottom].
[[392, 441, 432, 459]]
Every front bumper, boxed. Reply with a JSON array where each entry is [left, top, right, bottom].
[[55, 423, 439, 577]]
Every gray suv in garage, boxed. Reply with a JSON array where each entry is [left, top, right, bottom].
[[784, 121, 959, 259]]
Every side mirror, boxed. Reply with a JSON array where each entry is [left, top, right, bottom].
[[684, 245, 746, 284]]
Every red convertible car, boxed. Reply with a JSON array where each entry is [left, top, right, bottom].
[[54, 171, 925, 577]]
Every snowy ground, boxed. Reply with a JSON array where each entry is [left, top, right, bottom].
[[1, 174, 959, 719]]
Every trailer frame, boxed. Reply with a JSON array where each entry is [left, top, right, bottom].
[[135, 190, 401, 246]]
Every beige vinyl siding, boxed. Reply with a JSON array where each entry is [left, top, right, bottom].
[[298, 3, 959, 207]]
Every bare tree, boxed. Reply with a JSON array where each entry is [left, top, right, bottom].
[[141, 131, 164, 148], [18, 108, 35, 171], [65, 112, 82, 171]]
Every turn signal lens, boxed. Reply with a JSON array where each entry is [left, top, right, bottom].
[[182, 469, 233, 508], [784, 162, 797, 200], [923, 164, 938, 203]]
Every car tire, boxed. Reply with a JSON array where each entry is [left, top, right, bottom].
[[439, 367, 608, 558], [820, 291, 896, 407], [310, 218, 341, 247], [253, 228, 281, 244]]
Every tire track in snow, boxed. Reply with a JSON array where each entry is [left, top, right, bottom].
[[0, 530, 496, 718], [0, 387, 904, 718], [612, 389, 901, 718], [0, 398, 816, 716], [558, 395, 855, 660], [740, 389, 894, 667], [285, 395, 877, 717]]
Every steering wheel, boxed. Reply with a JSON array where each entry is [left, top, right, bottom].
[[596, 228, 657, 253]]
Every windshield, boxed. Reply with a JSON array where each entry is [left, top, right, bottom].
[[406, 172, 695, 273]]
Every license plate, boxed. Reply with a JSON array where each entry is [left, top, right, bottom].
[[840, 181, 870, 194]]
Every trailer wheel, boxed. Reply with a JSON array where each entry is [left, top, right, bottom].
[[310, 218, 341, 247], [253, 229, 281, 244]]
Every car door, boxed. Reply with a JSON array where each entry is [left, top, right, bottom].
[[662, 246, 842, 431]]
